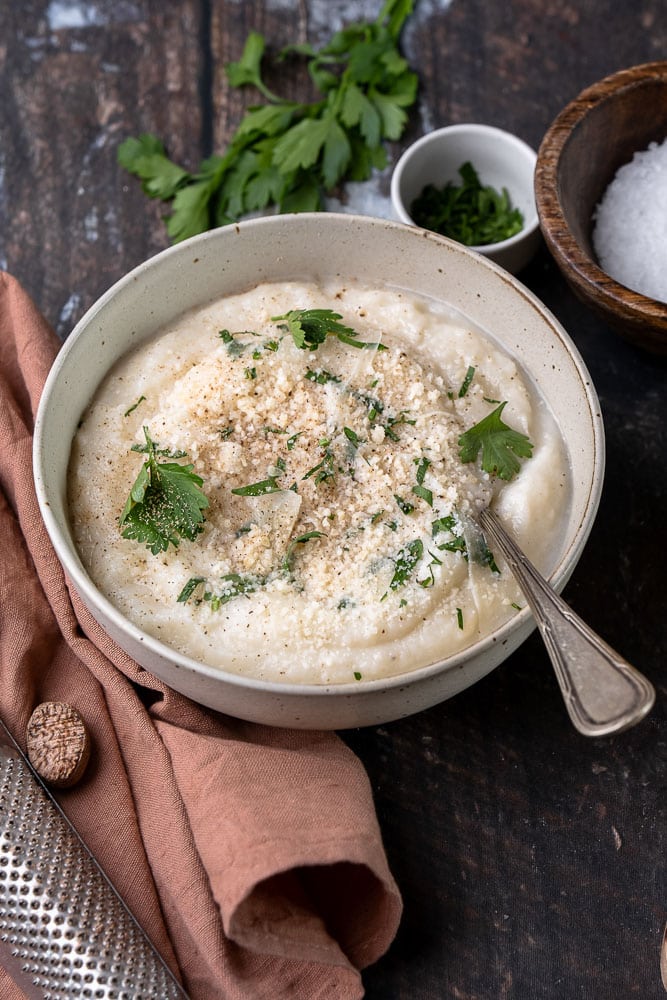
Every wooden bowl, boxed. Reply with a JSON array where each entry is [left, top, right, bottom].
[[535, 62, 667, 354]]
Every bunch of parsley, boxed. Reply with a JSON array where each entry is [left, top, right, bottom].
[[118, 0, 417, 242]]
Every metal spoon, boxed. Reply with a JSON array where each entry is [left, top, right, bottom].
[[478, 507, 655, 737]]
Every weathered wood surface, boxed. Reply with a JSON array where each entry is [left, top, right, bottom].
[[1, 2, 666, 998]]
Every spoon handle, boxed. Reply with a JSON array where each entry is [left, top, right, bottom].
[[478, 508, 655, 737]]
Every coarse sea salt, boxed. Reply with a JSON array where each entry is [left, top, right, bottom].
[[592, 137, 667, 303]]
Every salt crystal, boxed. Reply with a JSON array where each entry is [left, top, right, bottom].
[[592, 136, 667, 303]]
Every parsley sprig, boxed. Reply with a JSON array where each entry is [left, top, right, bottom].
[[458, 402, 533, 481], [117, 0, 417, 241], [119, 427, 209, 554], [273, 308, 386, 351]]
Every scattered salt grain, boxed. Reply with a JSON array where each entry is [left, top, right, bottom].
[[592, 137, 667, 303]]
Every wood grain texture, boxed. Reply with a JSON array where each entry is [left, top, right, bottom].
[[1, 2, 666, 998]]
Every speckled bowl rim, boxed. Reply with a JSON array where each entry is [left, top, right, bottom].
[[535, 60, 667, 324]]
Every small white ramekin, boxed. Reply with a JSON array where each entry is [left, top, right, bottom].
[[391, 123, 541, 274]]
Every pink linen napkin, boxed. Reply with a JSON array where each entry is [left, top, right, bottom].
[[0, 270, 402, 999]]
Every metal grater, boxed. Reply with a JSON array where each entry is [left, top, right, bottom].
[[0, 722, 189, 999]]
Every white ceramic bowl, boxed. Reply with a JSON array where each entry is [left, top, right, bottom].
[[34, 213, 603, 730], [391, 123, 541, 274]]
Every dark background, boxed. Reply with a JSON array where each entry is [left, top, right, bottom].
[[1, 2, 665, 997]]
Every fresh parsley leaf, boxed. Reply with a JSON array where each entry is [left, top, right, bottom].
[[123, 395, 146, 417], [394, 494, 415, 515], [414, 455, 430, 484], [219, 329, 248, 356], [182, 572, 263, 610], [379, 409, 416, 441], [118, 0, 417, 240], [281, 530, 325, 574], [226, 31, 285, 103], [385, 538, 424, 595], [458, 365, 476, 397], [119, 427, 209, 554], [177, 576, 206, 603], [432, 515, 466, 555], [231, 476, 282, 496], [117, 134, 189, 200], [343, 426, 363, 448], [411, 483, 433, 507], [479, 540, 500, 575], [272, 308, 386, 351], [458, 402, 533, 481], [305, 367, 343, 385], [303, 443, 336, 484], [432, 515, 456, 535], [130, 441, 187, 458]]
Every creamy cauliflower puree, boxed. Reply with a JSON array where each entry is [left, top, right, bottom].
[[68, 281, 568, 684]]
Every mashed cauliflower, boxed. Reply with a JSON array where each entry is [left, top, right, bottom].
[[68, 281, 569, 683]]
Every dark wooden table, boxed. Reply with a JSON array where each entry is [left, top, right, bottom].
[[2, 2, 666, 998]]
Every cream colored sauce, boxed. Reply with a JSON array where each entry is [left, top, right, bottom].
[[68, 281, 569, 684]]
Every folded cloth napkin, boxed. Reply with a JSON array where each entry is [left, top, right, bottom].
[[0, 271, 402, 999]]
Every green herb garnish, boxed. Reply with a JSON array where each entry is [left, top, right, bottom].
[[176, 576, 206, 604], [458, 402, 533, 481], [410, 161, 524, 247], [412, 456, 432, 502], [273, 308, 386, 351], [305, 368, 343, 385], [380, 410, 416, 441], [303, 442, 336, 484], [119, 427, 209, 554], [414, 455, 430, 484], [343, 426, 363, 448], [123, 395, 146, 417], [432, 515, 466, 554], [178, 573, 262, 610], [282, 531, 325, 574], [219, 329, 248, 357], [411, 484, 433, 507], [394, 494, 415, 515], [458, 365, 476, 397], [130, 441, 187, 458], [231, 476, 282, 496], [384, 538, 424, 595], [117, 1, 417, 241]]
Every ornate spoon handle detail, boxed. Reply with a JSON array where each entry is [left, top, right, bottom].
[[478, 508, 655, 737]]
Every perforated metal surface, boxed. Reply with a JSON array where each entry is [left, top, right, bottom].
[[0, 735, 188, 999]]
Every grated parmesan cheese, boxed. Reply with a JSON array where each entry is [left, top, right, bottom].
[[68, 281, 569, 684]]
